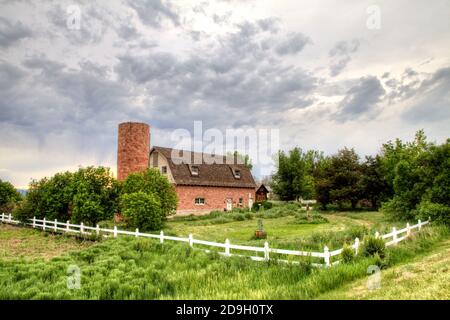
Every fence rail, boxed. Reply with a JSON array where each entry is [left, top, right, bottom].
[[0, 213, 429, 267]]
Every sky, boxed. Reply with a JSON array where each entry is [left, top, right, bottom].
[[0, 0, 449, 187]]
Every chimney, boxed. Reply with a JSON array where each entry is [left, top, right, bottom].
[[117, 122, 150, 181]]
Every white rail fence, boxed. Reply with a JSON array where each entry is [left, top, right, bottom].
[[0, 213, 430, 267]]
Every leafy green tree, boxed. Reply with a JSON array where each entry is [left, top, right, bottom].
[[313, 155, 332, 209], [70, 167, 119, 225], [0, 179, 22, 214], [271, 148, 317, 201], [14, 167, 119, 225], [121, 169, 177, 218], [120, 192, 163, 231], [328, 148, 363, 209], [360, 156, 390, 209]]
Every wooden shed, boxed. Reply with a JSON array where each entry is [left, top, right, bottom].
[[255, 184, 269, 202]]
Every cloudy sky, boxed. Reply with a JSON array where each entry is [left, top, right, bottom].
[[0, 0, 449, 187]]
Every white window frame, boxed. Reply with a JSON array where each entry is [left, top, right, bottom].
[[195, 197, 205, 205]]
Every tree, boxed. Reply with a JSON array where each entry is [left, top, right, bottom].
[[0, 179, 21, 213], [328, 148, 363, 209], [313, 156, 332, 209], [381, 130, 433, 221], [14, 167, 119, 225], [360, 156, 390, 209], [120, 192, 163, 231], [70, 167, 120, 224], [121, 169, 177, 219], [271, 148, 317, 201]]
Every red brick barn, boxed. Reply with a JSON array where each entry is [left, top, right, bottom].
[[117, 122, 257, 215]]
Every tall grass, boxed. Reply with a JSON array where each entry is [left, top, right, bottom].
[[0, 225, 447, 299]]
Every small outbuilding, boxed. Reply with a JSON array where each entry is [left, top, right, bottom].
[[255, 184, 270, 202]]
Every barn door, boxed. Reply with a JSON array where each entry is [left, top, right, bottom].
[[248, 195, 253, 210], [226, 199, 233, 211]]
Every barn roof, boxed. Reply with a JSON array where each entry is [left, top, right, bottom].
[[150, 146, 257, 189]]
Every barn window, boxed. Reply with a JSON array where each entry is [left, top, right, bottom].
[[161, 166, 167, 174], [234, 170, 241, 179], [191, 166, 199, 176], [239, 197, 243, 204], [195, 198, 205, 205]]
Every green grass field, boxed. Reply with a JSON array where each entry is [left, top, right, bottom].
[[0, 204, 448, 300]]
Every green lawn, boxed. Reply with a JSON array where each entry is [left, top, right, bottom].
[[164, 210, 400, 249], [1, 205, 448, 300], [318, 239, 450, 300], [0, 224, 93, 261]]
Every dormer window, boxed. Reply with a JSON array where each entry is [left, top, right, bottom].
[[191, 165, 199, 176], [234, 170, 241, 179]]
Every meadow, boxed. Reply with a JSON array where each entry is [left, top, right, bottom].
[[0, 203, 448, 299]]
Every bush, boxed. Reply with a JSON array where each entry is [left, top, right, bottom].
[[252, 201, 273, 212], [120, 192, 163, 231], [341, 244, 355, 263], [0, 179, 21, 213], [121, 169, 177, 218], [415, 200, 449, 226], [361, 236, 386, 258], [293, 212, 328, 224]]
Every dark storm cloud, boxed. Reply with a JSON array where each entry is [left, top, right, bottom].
[[329, 39, 360, 77], [0, 16, 32, 48], [114, 20, 317, 129], [403, 67, 450, 123], [335, 76, 385, 121], [128, 0, 179, 28]]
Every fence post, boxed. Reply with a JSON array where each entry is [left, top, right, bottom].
[[43, 217, 46, 231], [113, 226, 117, 238], [264, 242, 270, 261], [135, 228, 139, 238], [8, 213, 12, 222], [80, 222, 84, 234], [225, 239, 230, 256], [54, 219, 57, 232], [66, 220, 70, 232], [375, 231, 380, 239], [32, 216, 36, 228], [0, 213, 3, 222], [354, 237, 360, 255], [392, 227, 397, 244], [189, 234, 193, 247], [160, 231, 164, 244], [324, 246, 330, 267], [418, 219, 422, 230], [96, 224, 100, 236], [406, 223, 411, 237]]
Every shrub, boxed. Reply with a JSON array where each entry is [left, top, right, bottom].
[[341, 244, 355, 263], [121, 169, 177, 218], [120, 192, 163, 231], [415, 200, 449, 226], [0, 179, 21, 213], [294, 212, 328, 224], [361, 236, 386, 258]]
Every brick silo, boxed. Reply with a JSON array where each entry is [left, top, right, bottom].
[[117, 122, 150, 181]]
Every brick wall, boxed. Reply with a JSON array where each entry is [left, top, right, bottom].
[[175, 185, 256, 215], [117, 122, 150, 181]]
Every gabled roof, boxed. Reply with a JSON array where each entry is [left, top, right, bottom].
[[256, 184, 269, 193], [151, 146, 256, 188]]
